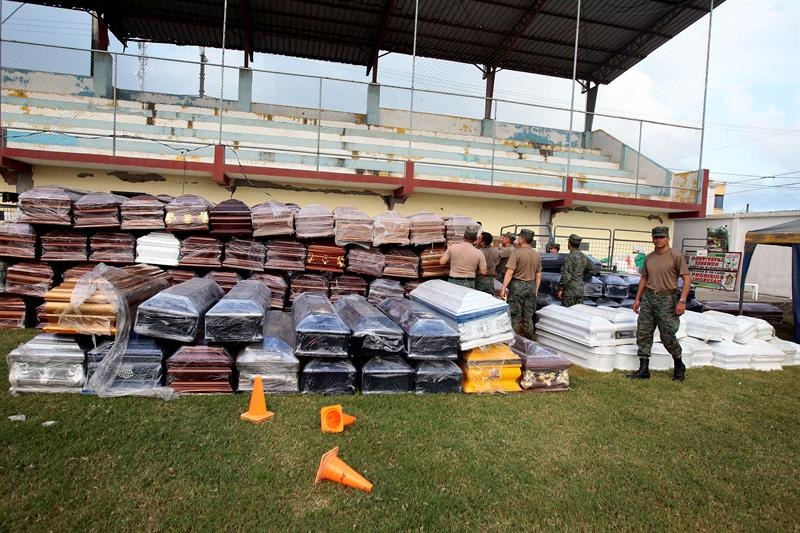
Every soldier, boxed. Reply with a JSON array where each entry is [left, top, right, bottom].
[[546, 242, 560, 253], [556, 234, 593, 307], [628, 225, 691, 381], [500, 228, 542, 339], [439, 225, 487, 289], [496, 232, 515, 280], [475, 232, 499, 294]]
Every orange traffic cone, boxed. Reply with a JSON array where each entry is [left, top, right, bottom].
[[315, 447, 373, 493], [240, 376, 274, 424], [320, 404, 356, 433]]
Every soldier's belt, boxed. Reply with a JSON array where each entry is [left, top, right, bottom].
[[646, 288, 674, 296]]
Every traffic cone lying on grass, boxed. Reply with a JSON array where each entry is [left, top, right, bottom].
[[320, 404, 356, 433], [240, 376, 274, 424], [315, 447, 373, 493]]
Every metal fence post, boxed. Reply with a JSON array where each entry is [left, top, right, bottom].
[[634, 120, 642, 198], [490, 99, 497, 185], [112, 53, 118, 156], [316, 78, 323, 171]]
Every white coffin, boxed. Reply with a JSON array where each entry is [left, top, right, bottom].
[[703, 310, 757, 344], [409, 279, 507, 322], [536, 330, 615, 372], [682, 311, 728, 342], [768, 338, 800, 366], [708, 340, 751, 370], [680, 337, 714, 367], [135, 232, 180, 266]]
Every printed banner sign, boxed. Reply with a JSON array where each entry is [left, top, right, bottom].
[[685, 251, 741, 291]]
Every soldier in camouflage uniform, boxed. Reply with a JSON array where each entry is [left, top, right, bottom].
[[556, 234, 593, 307], [475, 232, 499, 294], [439, 225, 487, 289], [500, 229, 542, 339], [629, 226, 691, 381]]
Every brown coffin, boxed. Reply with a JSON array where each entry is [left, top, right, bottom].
[[209, 199, 253, 237], [419, 244, 450, 278], [166, 268, 197, 285], [120, 195, 167, 230], [346, 247, 385, 277], [264, 240, 307, 271], [249, 272, 288, 309], [0, 223, 37, 258], [89, 232, 135, 263], [383, 248, 419, 279], [73, 192, 126, 228], [165, 195, 213, 232], [204, 271, 242, 293], [251, 201, 294, 237], [222, 238, 265, 272], [41, 230, 88, 262], [290, 273, 329, 302], [17, 186, 82, 226], [306, 243, 346, 273], [179, 236, 223, 268], [329, 275, 368, 303], [0, 294, 27, 328], [6, 262, 54, 297]]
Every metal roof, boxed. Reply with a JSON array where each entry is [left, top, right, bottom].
[[26, 0, 724, 84]]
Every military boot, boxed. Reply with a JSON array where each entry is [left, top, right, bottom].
[[626, 358, 650, 379], [672, 357, 686, 382]]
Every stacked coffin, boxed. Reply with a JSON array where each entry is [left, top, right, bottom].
[[368, 278, 404, 305], [165, 195, 213, 232], [599, 274, 629, 299], [135, 232, 180, 266], [681, 337, 714, 367], [301, 358, 357, 394], [122, 264, 171, 284], [535, 306, 619, 372], [329, 275, 368, 303], [179, 236, 223, 268], [346, 247, 384, 277], [703, 310, 757, 344], [0, 222, 37, 258], [383, 248, 419, 279], [413, 360, 463, 393], [205, 280, 270, 343], [264, 240, 306, 271], [738, 316, 775, 341], [209, 199, 252, 237], [293, 293, 350, 358], [511, 335, 571, 392], [373, 212, 410, 246], [290, 274, 329, 301], [403, 280, 421, 295], [362, 356, 414, 394], [409, 280, 513, 350], [251, 201, 294, 237], [237, 311, 299, 392], [681, 310, 727, 342], [769, 339, 800, 366], [166, 345, 234, 393], [0, 294, 27, 328], [61, 263, 95, 281], [306, 242, 346, 273], [249, 273, 288, 309], [708, 340, 753, 370], [584, 276, 605, 298], [222, 239, 265, 271], [120, 195, 167, 230], [7, 333, 86, 393], [204, 271, 241, 293], [85, 336, 165, 394], [18, 187, 81, 225], [135, 278, 224, 342], [444, 215, 478, 244], [41, 230, 88, 262], [615, 343, 688, 371], [569, 304, 638, 350], [89, 232, 135, 263], [294, 205, 334, 238], [408, 212, 445, 245], [5, 262, 54, 297], [460, 344, 522, 393], [744, 339, 785, 371], [73, 192, 126, 228], [333, 294, 404, 357], [333, 207, 374, 247], [378, 297, 459, 360], [419, 245, 449, 278], [0, 259, 8, 290], [167, 269, 197, 285]]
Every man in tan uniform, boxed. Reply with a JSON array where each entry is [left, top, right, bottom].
[[475, 232, 499, 294], [500, 229, 542, 339], [439, 225, 487, 289], [496, 232, 515, 280]]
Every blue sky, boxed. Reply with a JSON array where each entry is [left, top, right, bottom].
[[1, 0, 798, 212]]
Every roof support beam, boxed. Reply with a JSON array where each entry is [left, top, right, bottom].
[[487, 0, 548, 67], [367, 0, 396, 80], [240, 0, 254, 67]]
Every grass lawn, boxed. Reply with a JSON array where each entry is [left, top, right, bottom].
[[1, 328, 799, 531]]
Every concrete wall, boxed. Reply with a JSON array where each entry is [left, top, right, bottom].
[[589, 129, 670, 188]]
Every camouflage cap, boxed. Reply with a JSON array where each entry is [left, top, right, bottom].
[[519, 228, 534, 241], [568, 234, 582, 246], [463, 225, 480, 240], [503, 232, 516, 241], [651, 226, 669, 238]]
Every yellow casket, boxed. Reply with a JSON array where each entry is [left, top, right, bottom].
[[460, 344, 521, 393]]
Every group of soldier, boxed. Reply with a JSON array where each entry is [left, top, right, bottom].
[[439, 223, 691, 382]]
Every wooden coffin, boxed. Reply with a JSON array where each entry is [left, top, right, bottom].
[[383, 248, 419, 279], [89, 232, 135, 263], [346, 247, 384, 277], [223, 238, 265, 272], [120, 194, 167, 230], [0, 222, 37, 258], [306, 243, 346, 273], [73, 192, 126, 228], [41, 230, 88, 262], [165, 195, 213, 232], [6, 262, 54, 297], [251, 201, 294, 237], [179, 236, 223, 268], [209, 199, 253, 237], [264, 240, 306, 271]]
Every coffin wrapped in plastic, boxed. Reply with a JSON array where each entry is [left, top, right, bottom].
[[511, 334, 571, 392], [372, 212, 410, 246], [460, 344, 521, 393], [600, 274, 628, 299], [136, 232, 180, 266], [623, 275, 641, 298], [703, 310, 757, 344], [419, 244, 449, 278], [203, 270, 242, 293], [290, 273, 329, 301], [306, 243, 346, 273], [237, 311, 299, 392], [89, 232, 135, 263], [414, 360, 463, 393], [223, 238, 265, 271], [250, 272, 288, 309], [5, 261, 54, 297], [583, 276, 604, 297], [295, 205, 334, 238], [293, 292, 350, 358], [540, 252, 602, 275], [7, 334, 86, 393], [251, 201, 294, 237], [383, 248, 419, 279], [18, 186, 82, 225], [209, 199, 253, 237], [166, 345, 234, 393], [165, 195, 213, 232], [167, 268, 197, 285], [444, 215, 479, 244], [334, 207, 374, 247], [85, 335, 165, 394], [539, 272, 561, 296], [377, 297, 459, 360], [536, 293, 561, 309], [264, 240, 306, 271], [301, 358, 356, 394], [73, 192, 126, 228], [179, 236, 223, 268], [329, 275, 368, 303], [410, 279, 508, 321], [0, 222, 37, 258], [41, 230, 88, 262], [0, 294, 27, 328], [120, 194, 167, 230], [122, 263, 171, 283], [347, 247, 384, 277], [362, 356, 414, 394], [205, 279, 270, 342], [404, 280, 421, 295], [368, 278, 404, 305], [408, 212, 445, 245], [135, 277, 224, 342], [333, 294, 404, 354]]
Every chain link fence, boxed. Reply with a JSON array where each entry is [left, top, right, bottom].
[[610, 229, 653, 275], [553, 226, 612, 267]]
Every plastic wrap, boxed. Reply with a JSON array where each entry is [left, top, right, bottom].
[[120, 194, 167, 230], [409, 279, 508, 321], [0, 222, 37, 258], [329, 275, 368, 303], [290, 273, 329, 301], [539, 272, 561, 296], [510, 334, 571, 392], [444, 215, 479, 244], [460, 344, 522, 393], [414, 360, 463, 393], [408, 212, 445, 245], [209, 199, 252, 237], [223, 238, 266, 271], [419, 244, 449, 278], [595, 298, 621, 308], [372, 212, 410, 246], [301, 358, 356, 394], [361, 356, 414, 394], [203, 271, 242, 293], [167, 268, 197, 285], [440, 310, 514, 350], [334, 207, 374, 247], [404, 280, 421, 295], [383, 248, 419, 279], [205, 279, 270, 342], [0, 294, 27, 328], [251, 201, 294, 237], [541, 253, 601, 276], [584, 276, 604, 298], [89, 232, 135, 263], [135, 277, 224, 342], [368, 278, 404, 305], [333, 294, 404, 354], [165, 194, 213, 232], [237, 311, 299, 392], [623, 275, 641, 298], [377, 297, 459, 360], [250, 272, 288, 309], [5, 261, 54, 297], [166, 345, 234, 393], [136, 232, 180, 266], [293, 292, 350, 357], [536, 294, 561, 309], [294, 205, 334, 238], [600, 274, 628, 299], [41, 230, 88, 262], [264, 240, 307, 271], [18, 186, 82, 225], [347, 247, 384, 277], [84, 335, 166, 394], [7, 333, 86, 393], [306, 243, 346, 273], [73, 192, 126, 228], [178, 236, 222, 268]]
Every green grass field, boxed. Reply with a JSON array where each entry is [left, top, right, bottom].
[[2, 328, 799, 531]]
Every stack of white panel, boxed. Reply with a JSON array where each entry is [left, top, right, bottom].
[[768, 339, 800, 366], [681, 337, 714, 367], [135, 232, 180, 266], [738, 316, 775, 341], [614, 343, 690, 371], [703, 310, 757, 344], [535, 306, 618, 372], [7, 334, 86, 393], [746, 339, 785, 371], [682, 311, 728, 342], [708, 340, 751, 369]]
